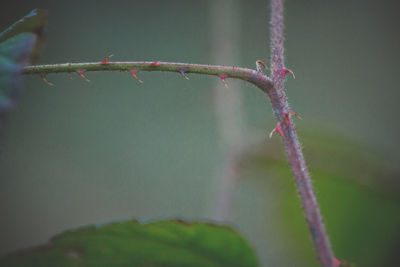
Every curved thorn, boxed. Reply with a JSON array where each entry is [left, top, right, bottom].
[[77, 70, 90, 82], [40, 74, 54, 86], [130, 69, 143, 83], [219, 74, 229, 88], [101, 54, 114, 64], [282, 67, 295, 79], [256, 59, 267, 72], [289, 110, 302, 120], [269, 123, 283, 138], [178, 69, 189, 80]]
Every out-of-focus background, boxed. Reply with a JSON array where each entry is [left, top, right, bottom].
[[1, 0, 399, 266]]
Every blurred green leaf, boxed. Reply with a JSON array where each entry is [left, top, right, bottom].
[[0, 33, 36, 112], [243, 129, 400, 267], [0, 219, 258, 267], [0, 9, 46, 115], [0, 9, 47, 62]]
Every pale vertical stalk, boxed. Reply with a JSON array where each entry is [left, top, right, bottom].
[[209, 0, 244, 221], [269, 0, 336, 266]]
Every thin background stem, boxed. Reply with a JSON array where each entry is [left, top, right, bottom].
[[210, 0, 245, 221]]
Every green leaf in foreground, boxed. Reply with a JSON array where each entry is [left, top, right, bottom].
[[0, 219, 258, 267], [0, 33, 36, 112], [0, 9, 46, 115], [0, 9, 47, 62]]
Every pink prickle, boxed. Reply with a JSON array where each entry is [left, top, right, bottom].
[[281, 67, 295, 79], [178, 69, 189, 80], [269, 122, 284, 138], [77, 70, 90, 82], [101, 54, 113, 65], [130, 69, 143, 83], [219, 74, 229, 88]]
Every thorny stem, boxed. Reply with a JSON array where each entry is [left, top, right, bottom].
[[23, 2, 335, 265], [23, 61, 272, 93], [269, 0, 336, 266], [23, 52, 335, 267]]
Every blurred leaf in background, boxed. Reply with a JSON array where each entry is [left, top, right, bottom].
[[0, 219, 257, 267], [240, 129, 400, 266]]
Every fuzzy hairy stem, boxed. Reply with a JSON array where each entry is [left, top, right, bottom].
[[24, 61, 272, 92], [269, 0, 335, 266]]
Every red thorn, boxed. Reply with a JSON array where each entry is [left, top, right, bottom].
[[178, 69, 189, 80], [281, 67, 295, 79], [282, 110, 302, 128], [256, 59, 267, 72], [101, 54, 113, 64], [130, 69, 143, 83], [219, 74, 229, 88], [289, 110, 302, 120], [40, 74, 54, 86], [283, 112, 291, 126], [257, 60, 267, 68], [149, 61, 160, 67], [77, 70, 90, 82], [269, 123, 284, 138]]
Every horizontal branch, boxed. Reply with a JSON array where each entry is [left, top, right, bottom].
[[23, 61, 273, 94]]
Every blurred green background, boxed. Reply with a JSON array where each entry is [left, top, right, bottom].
[[1, 0, 400, 266]]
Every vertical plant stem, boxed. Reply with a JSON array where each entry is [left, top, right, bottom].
[[269, 0, 336, 266]]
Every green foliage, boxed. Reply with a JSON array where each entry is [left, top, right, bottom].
[[0, 9, 47, 62], [0, 34, 35, 111], [0, 220, 258, 267]]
